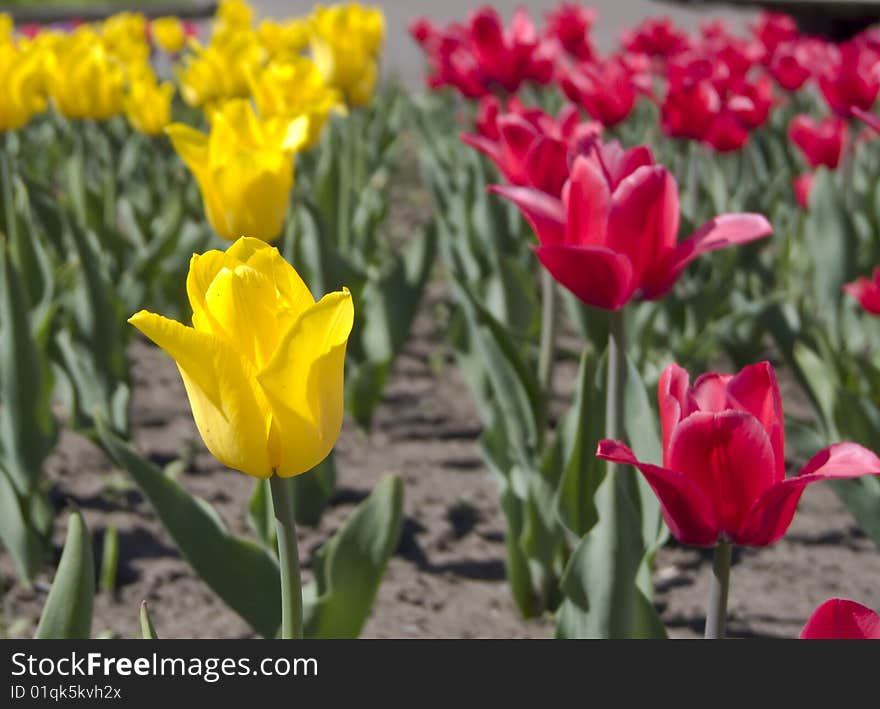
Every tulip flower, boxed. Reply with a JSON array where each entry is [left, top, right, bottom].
[[309, 3, 384, 107], [661, 79, 719, 141], [491, 142, 772, 310], [178, 32, 263, 109], [257, 18, 310, 58], [818, 41, 880, 117], [461, 98, 600, 196], [751, 12, 798, 54], [789, 115, 848, 169], [844, 268, 880, 315], [793, 172, 814, 209], [560, 57, 639, 128], [249, 57, 342, 150], [543, 3, 595, 61], [800, 599, 880, 639], [124, 68, 174, 136], [0, 41, 47, 131], [621, 17, 690, 60], [166, 99, 308, 242], [128, 236, 354, 479], [150, 16, 187, 54], [597, 361, 880, 547], [767, 40, 816, 91]]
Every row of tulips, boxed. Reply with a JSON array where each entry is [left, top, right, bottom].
[[0, 1, 436, 639], [412, 4, 880, 637]]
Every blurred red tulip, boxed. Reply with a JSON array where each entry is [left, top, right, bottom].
[[800, 599, 880, 639], [819, 41, 880, 117], [598, 362, 880, 547], [789, 115, 848, 168], [751, 11, 798, 53], [844, 268, 880, 315], [561, 57, 638, 127], [544, 3, 596, 61], [661, 79, 719, 141], [621, 17, 690, 60], [793, 172, 814, 209], [491, 143, 772, 309]]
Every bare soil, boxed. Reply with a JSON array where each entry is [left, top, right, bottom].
[[2, 278, 879, 639]]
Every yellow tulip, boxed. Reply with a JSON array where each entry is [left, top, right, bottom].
[[257, 18, 310, 58], [166, 99, 307, 242], [309, 4, 384, 107], [102, 12, 150, 64], [151, 16, 187, 54], [214, 0, 254, 38], [250, 57, 342, 149], [128, 237, 353, 479], [124, 70, 174, 136], [0, 42, 46, 131], [0, 13, 12, 44], [178, 32, 263, 108]]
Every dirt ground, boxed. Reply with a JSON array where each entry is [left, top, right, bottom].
[[2, 274, 879, 639]]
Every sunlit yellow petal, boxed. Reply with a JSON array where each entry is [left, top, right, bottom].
[[165, 123, 209, 173]]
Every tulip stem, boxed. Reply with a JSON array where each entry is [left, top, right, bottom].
[[606, 309, 626, 442], [704, 540, 732, 639], [537, 268, 558, 433], [269, 474, 303, 640]]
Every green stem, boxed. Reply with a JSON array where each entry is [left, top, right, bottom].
[[269, 474, 303, 639], [606, 309, 626, 443], [537, 268, 558, 440], [704, 540, 732, 639]]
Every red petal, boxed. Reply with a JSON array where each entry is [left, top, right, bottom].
[[658, 363, 691, 464], [726, 362, 785, 481], [489, 185, 566, 246], [853, 106, 880, 134], [534, 244, 633, 310], [843, 273, 880, 315], [565, 155, 611, 247], [800, 598, 880, 639], [642, 213, 772, 299], [668, 410, 776, 537], [691, 373, 733, 413], [737, 442, 880, 545], [461, 132, 503, 166], [606, 165, 679, 289], [596, 439, 719, 546], [524, 137, 569, 196]]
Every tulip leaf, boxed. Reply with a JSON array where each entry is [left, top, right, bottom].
[[0, 464, 47, 582], [96, 421, 281, 639], [35, 508, 94, 639], [556, 472, 666, 638], [302, 474, 403, 639], [139, 601, 159, 640], [831, 477, 880, 551]]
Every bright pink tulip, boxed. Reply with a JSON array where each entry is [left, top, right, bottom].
[[800, 599, 880, 639], [491, 143, 772, 310], [461, 99, 601, 196], [598, 362, 880, 547], [793, 172, 814, 209], [789, 115, 848, 169], [560, 57, 638, 127], [544, 3, 596, 61], [844, 268, 880, 315]]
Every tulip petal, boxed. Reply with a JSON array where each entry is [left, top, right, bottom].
[[257, 290, 354, 477], [596, 439, 719, 546], [460, 131, 504, 168], [658, 363, 691, 463], [166, 123, 209, 174], [800, 598, 880, 639], [644, 213, 772, 299], [853, 106, 880, 135], [565, 155, 611, 247], [726, 362, 785, 480], [534, 244, 633, 310], [843, 269, 880, 315], [128, 311, 273, 478], [668, 410, 776, 536], [524, 137, 568, 196], [736, 442, 880, 546], [489, 185, 566, 246], [690, 373, 733, 413]]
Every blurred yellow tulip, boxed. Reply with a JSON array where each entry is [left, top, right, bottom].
[[151, 16, 187, 54], [0, 42, 47, 131], [128, 237, 353, 479], [257, 18, 310, 58], [178, 32, 263, 108], [124, 69, 174, 136], [102, 12, 150, 64], [214, 0, 254, 39], [250, 57, 342, 149], [166, 99, 307, 242], [309, 4, 384, 107]]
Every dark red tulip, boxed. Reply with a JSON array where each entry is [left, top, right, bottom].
[[819, 41, 880, 117], [789, 115, 848, 169], [561, 57, 638, 127], [844, 268, 880, 315], [800, 599, 880, 639], [598, 362, 880, 547], [793, 173, 814, 209], [462, 99, 601, 196], [544, 3, 596, 61], [491, 143, 772, 310]]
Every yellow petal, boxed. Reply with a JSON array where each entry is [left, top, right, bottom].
[[166, 123, 209, 173], [257, 289, 353, 476], [128, 310, 273, 478]]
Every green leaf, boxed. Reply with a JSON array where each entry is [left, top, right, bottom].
[[831, 477, 880, 551], [99, 525, 119, 594], [35, 508, 94, 639], [96, 421, 281, 638], [139, 601, 159, 640], [303, 474, 403, 638], [793, 342, 839, 437], [292, 452, 337, 527], [0, 464, 47, 582]]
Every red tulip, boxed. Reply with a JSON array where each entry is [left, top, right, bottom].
[[800, 599, 880, 639], [844, 268, 880, 315], [598, 361, 880, 547], [767, 39, 821, 91], [560, 57, 638, 127], [818, 41, 880, 117], [461, 99, 601, 196], [788, 115, 848, 169], [705, 109, 750, 152], [661, 79, 719, 141], [751, 12, 798, 54], [621, 17, 690, 60], [491, 142, 772, 310], [544, 3, 596, 61], [793, 172, 814, 209]]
